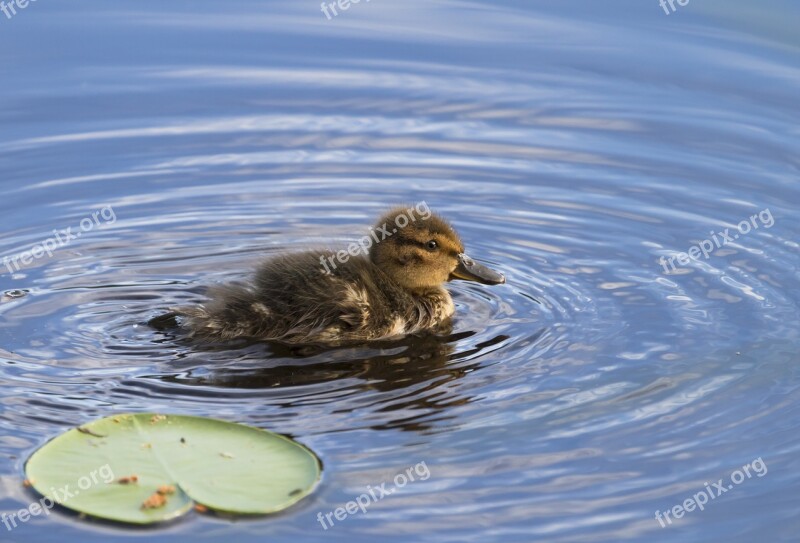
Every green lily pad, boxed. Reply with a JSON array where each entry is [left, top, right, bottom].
[[24, 414, 321, 524]]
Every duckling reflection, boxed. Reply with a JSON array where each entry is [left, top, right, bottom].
[[150, 206, 504, 346], [157, 330, 510, 432]]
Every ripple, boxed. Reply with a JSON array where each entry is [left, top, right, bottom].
[[1, 2, 799, 541]]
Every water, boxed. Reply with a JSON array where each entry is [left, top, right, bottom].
[[1, 1, 799, 542]]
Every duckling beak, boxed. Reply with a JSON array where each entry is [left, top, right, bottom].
[[450, 253, 505, 285]]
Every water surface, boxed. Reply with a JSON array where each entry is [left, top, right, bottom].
[[1, 1, 799, 542]]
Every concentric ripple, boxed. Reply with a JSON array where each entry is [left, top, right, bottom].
[[1, 2, 799, 542]]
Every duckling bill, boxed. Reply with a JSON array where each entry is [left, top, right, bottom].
[[154, 207, 504, 346]]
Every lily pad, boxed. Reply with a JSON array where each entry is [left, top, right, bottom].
[[24, 414, 321, 524]]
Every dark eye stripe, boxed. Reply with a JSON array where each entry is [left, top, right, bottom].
[[393, 237, 427, 248], [393, 236, 459, 253]]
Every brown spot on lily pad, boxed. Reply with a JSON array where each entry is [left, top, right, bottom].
[[141, 492, 167, 510], [157, 485, 176, 495]]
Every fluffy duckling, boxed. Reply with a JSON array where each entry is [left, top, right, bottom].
[[154, 206, 504, 346]]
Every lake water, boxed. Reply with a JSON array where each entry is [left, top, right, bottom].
[[1, 1, 799, 542]]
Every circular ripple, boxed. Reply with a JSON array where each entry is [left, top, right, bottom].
[[1, 25, 798, 542]]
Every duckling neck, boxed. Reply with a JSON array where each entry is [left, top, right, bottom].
[[367, 264, 455, 331]]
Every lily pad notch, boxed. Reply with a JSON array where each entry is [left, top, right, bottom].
[[24, 413, 322, 524]]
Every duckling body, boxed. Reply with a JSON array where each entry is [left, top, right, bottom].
[[181, 251, 455, 345], [160, 207, 504, 346]]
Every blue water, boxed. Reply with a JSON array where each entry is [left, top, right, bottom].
[[1, 1, 799, 542]]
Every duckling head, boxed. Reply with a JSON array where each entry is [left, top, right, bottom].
[[369, 207, 505, 292]]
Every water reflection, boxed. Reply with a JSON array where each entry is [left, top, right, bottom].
[[148, 330, 512, 433]]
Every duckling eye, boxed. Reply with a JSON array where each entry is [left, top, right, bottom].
[[426, 240, 438, 250]]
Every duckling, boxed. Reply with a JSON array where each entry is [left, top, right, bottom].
[[153, 207, 504, 346]]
